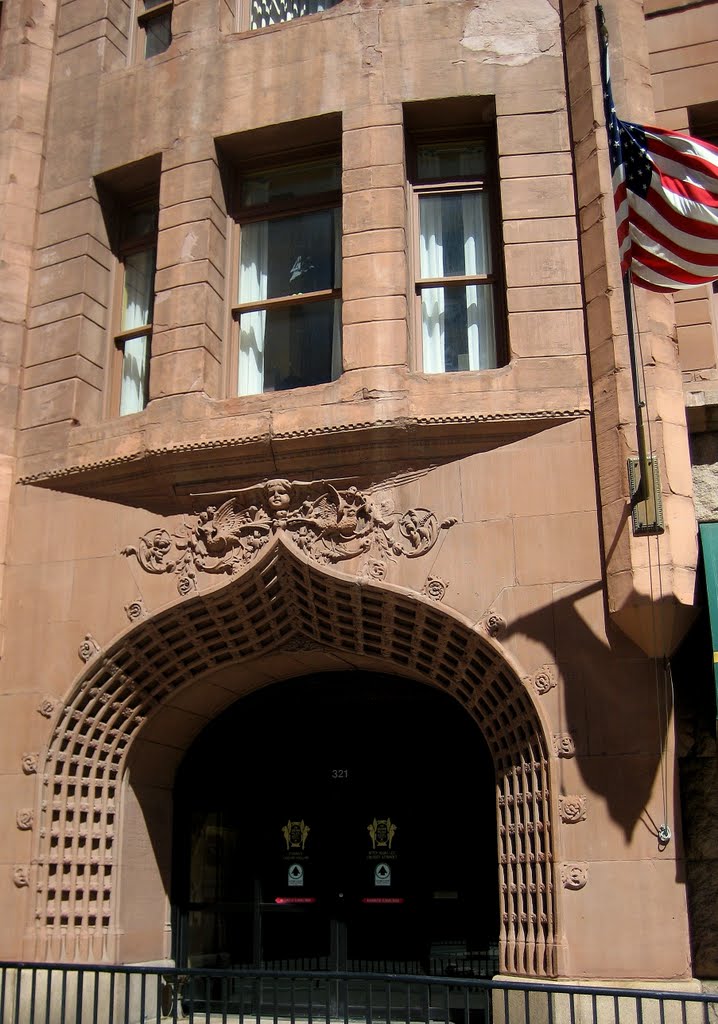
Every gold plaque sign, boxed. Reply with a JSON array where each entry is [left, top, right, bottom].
[[282, 820, 310, 851], [368, 818, 396, 850]]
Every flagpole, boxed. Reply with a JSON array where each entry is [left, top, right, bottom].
[[622, 272, 651, 502], [596, 3, 650, 502]]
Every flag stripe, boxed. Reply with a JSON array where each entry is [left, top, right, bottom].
[[630, 234, 718, 282], [646, 183, 718, 236], [632, 192, 718, 253], [642, 135, 718, 190]]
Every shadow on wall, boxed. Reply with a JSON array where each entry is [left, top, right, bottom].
[[504, 579, 676, 851]]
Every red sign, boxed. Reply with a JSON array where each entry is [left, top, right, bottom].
[[274, 897, 317, 904], [361, 898, 405, 904]]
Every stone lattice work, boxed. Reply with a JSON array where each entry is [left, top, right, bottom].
[[31, 537, 557, 975]]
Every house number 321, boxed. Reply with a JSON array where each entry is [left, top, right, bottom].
[[331, 769, 349, 779]]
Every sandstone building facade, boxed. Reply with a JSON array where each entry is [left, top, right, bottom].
[[1, 0, 718, 985]]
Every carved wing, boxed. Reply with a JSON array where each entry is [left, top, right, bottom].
[[304, 493, 340, 529], [212, 498, 252, 534]]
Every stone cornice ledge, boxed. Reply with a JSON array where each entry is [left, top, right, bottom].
[[18, 405, 591, 512]]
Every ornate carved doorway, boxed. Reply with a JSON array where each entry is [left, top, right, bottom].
[[30, 538, 557, 976], [172, 671, 499, 976]]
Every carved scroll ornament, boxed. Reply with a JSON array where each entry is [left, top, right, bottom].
[[78, 634, 100, 663], [123, 479, 457, 593], [553, 733, 576, 758]]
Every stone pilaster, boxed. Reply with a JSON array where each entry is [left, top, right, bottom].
[[561, 0, 697, 655]]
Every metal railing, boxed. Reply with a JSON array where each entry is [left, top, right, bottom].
[[1, 961, 717, 1024]]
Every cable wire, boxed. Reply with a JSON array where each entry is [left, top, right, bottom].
[[629, 276, 674, 834]]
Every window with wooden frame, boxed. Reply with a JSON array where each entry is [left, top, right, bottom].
[[409, 136, 505, 375], [239, 0, 339, 32], [137, 0, 172, 58], [112, 200, 158, 415], [231, 154, 342, 395]]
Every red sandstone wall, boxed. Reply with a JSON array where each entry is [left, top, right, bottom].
[[0, 0, 702, 982]]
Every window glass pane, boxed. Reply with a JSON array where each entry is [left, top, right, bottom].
[[419, 192, 492, 280], [242, 159, 340, 208], [121, 248, 155, 331], [421, 284, 496, 374], [144, 9, 172, 57], [119, 334, 150, 415], [416, 141, 487, 181], [239, 298, 340, 394], [249, 0, 338, 30], [239, 208, 339, 303]]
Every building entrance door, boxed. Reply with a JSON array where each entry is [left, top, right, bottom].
[[259, 752, 428, 973], [173, 671, 498, 978]]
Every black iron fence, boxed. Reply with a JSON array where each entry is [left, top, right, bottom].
[[1, 961, 717, 1024]]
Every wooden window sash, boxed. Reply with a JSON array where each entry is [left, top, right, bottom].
[[228, 156, 342, 395], [414, 180, 492, 196], [136, 0, 172, 61], [410, 162, 506, 373], [110, 238, 156, 414], [416, 274, 496, 289], [114, 324, 153, 344], [232, 287, 340, 318], [137, 0, 172, 25], [110, 327, 152, 414], [237, 191, 341, 224]]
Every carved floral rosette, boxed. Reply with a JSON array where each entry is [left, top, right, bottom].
[[561, 863, 588, 890], [360, 558, 387, 582], [481, 612, 507, 638], [422, 575, 448, 601], [123, 479, 457, 593], [559, 796, 587, 824], [16, 809, 33, 831], [37, 697, 59, 720], [531, 666, 557, 696], [124, 599, 146, 622]]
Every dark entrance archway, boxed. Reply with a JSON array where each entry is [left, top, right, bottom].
[[172, 671, 499, 976]]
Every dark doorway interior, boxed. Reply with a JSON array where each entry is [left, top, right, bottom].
[[172, 671, 498, 977]]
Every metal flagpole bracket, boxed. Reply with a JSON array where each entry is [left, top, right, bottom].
[[627, 455, 664, 535]]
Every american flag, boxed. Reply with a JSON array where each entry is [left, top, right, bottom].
[[598, 7, 718, 293]]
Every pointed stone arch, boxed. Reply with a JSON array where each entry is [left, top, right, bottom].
[[30, 536, 559, 976]]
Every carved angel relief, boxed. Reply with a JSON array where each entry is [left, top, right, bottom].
[[123, 479, 457, 593]]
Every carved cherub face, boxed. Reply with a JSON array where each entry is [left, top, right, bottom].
[[266, 479, 292, 511]]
